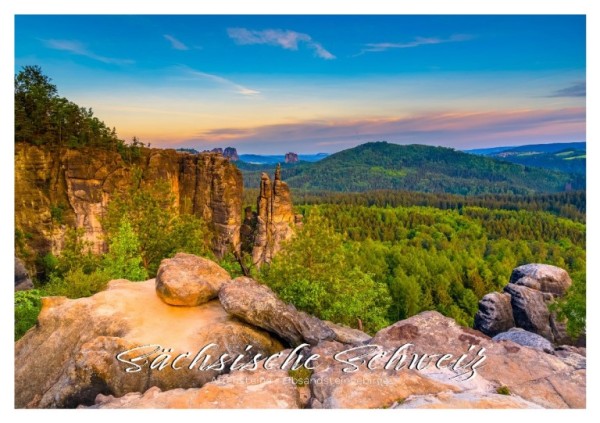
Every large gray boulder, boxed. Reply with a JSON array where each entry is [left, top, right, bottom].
[[474, 292, 515, 337], [155, 253, 231, 306], [15, 257, 33, 291], [509, 263, 572, 297], [218, 277, 336, 346], [504, 283, 553, 341]]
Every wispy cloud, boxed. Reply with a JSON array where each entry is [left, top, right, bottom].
[[183, 67, 260, 96], [42, 39, 133, 65], [358, 34, 474, 55], [547, 81, 586, 97], [163, 34, 189, 51], [227, 28, 335, 60], [186, 107, 584, 151]]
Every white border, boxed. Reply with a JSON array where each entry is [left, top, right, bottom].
[[1, 1, 596, 421]]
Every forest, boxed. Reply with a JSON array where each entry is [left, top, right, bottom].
[[14, 66, 586, 344]]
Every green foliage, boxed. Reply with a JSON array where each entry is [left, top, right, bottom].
[[15, 66, 143, 156], [44, 268, 111, 299], [240, 142, 584, 195], [103, 171, 214, 276], [288, 367, 312, 386], [291, 204, 585, 328], [50, 203, 66, 224], [15, 289, 42, 340], [102, 219, 148, 281], [496, 386, 511, 396], [260, 212, 392, 334], [551, 270, 586, 338]]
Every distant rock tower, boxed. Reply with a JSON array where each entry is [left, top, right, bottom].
[[285, 152, 299, 163], [223, 147, 239, 161], [252, 164, 296, 267]]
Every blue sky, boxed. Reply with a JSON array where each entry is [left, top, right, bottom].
[[15, 15, 585, 153]]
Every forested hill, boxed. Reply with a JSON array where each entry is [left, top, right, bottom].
[[239, 142, 585, 195]]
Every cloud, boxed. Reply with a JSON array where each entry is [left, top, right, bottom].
[[358, 34, 474, 55], [163, 34, 189, 51], [185, 107, 584, 152], [184, 67, 260, 96], [43, 39, 133, 65], [227, 27, 336, 60], [547, 81, 586, 97]]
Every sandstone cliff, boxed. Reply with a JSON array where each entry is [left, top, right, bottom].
[[15, 143, 242, 270], [251, 164, 297, 266]]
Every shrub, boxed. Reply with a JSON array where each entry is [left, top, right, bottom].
[[15, 289, 42, 340]]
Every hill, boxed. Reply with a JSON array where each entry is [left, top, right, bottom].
[[238, 153, 329, 164], [466, 142, 585, 174], [239, 142, 584, 195]]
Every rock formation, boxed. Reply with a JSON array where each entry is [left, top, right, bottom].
[[474, 263, 579, 345], [15, 257, 33, 291], [14, 144, 242, 271], [15, 276, 283, 408], [223, 147, 239, 161], [155, 253, 231, 306], [284, 152, 299, 163], [219, 277, 336, 346], [15, 257, 586, 409], [251, 164, 296, 266]]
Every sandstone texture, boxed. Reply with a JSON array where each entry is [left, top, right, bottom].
[[15, 144, 242, 269], [155, 253, 231, 306], [474, 263, 579, 345], [492, 328, 554, 353], [15, 278, 283, 408], [252, 165, 296, 266], [219, 277, 336, 346]]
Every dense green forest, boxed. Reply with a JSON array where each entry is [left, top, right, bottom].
[[476, 143, 586, 175], [259, 205, 586, 334], [243, 189, 586, 223], [239, 142, 585, 194]]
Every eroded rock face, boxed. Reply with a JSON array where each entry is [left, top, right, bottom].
[[14, 144, 242, 269], [15, 257, 34, 291], [509, 264, 572, 297], [90, 349, 301, 409], [366, 311, 585, 409], [218, 277, 336, 346], [14, 279, 283, 408], [155, 253, 231, 306], [323, 321, 371, 345], [475, 263, 579, 345], [252, 165, 296, 266], [504, 284, 553, 340], [474, 292, 514, 337]]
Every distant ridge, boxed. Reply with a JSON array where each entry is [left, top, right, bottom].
[[238, 141, 584, 195]]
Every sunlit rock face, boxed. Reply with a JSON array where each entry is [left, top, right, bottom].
[[252, 164, 296, 267], [15, 144, 242, 269]]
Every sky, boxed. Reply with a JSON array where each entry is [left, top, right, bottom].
[[15, 15, 586, 154]]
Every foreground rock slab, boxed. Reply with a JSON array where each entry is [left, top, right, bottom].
[[155, 253, 231, 306], [219, 277, 336, 346], [15, 279, 283, 408]]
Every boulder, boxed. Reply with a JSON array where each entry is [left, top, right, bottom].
[[509, 263, 572, 297], [504, 284, 553, 340], [493, 328, 554, 353], [155, 253, 231, 306], [218, 277, 336, 346], [323, 320, 371, 345], [473, 292, 515, 337], [15, 257, 34, 291], [15, 278, 283, 408]]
